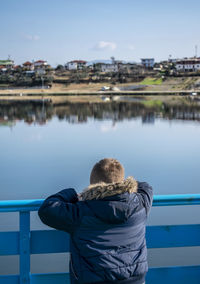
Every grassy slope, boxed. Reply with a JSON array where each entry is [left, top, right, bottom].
[[140, 77, 163, 85]]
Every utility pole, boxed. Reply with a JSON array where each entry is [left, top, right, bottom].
[[195, 45, 198, 58], [41, 76, 44, 89]]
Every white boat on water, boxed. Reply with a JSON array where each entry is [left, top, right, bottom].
[[101, 96, 110, 102], [101, 86, 110, 91]]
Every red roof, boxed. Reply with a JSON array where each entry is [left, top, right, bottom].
[[23, 61, 32, 66], [35, 60, 46, 63], [13, 65, 21, 69]]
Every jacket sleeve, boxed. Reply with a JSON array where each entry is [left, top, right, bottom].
[[137, 182, 153, 215], [38, 188, 80, 233]]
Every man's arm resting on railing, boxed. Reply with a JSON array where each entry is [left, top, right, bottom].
[[38, 188, 80, 233], [136, 182, 153, 215]]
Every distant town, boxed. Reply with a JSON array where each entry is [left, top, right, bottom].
[[1, 56, 200, 91]]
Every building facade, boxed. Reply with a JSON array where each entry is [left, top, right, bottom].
[[66, 60, 87, 70], [100, 63, 118, 72], [141, 58, 155, 68], [23, 61, 34, 71], [34, 60, 48, 68], [0, 60, 14, 70], [175, 58, 200, 72]]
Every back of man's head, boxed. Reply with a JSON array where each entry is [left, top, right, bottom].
[[90, 158, 124, 184]]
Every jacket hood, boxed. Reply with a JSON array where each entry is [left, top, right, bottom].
[[79, 177, 138, 224], [79, 176, 138, 201]]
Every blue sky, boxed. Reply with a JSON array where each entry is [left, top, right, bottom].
[[1, 0, 200, 66]]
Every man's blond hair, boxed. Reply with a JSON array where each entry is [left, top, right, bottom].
[[90, 158, 124, 184]]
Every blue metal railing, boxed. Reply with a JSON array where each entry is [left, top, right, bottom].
[[0, 194, 200, 284]]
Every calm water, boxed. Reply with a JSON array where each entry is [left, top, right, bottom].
[[0, 99, 200, 274]]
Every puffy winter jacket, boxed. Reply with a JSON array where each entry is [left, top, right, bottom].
[[38, 177, 153, 284]]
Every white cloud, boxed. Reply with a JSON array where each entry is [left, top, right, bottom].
[[93, 41, 117, 51], [24, 34, 40, 41]]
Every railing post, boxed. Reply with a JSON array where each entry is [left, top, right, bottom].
[[19, 211, 30, 284]]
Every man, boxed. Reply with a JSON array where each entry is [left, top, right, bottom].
[[38, 158, 153, 284]]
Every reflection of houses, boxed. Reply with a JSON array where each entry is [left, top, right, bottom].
[[69, 115, 79, 123], [141, 58, 155, 69], [0, 117, 16, 127], [68, 115, 87, 123], [1, 101, 200, 128], [142, 113, 155, 124], [66, 60, 87, 70], [175, 58, 200, 72]]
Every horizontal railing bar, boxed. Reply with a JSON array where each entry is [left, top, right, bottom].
[[146, 224, 200, 248], [0, 199, 43, 212], [31, 230, 70, 254], [153, 194, 200, 206], [1, 224, 200, 255], [147, 265, 200, 284], [0, 232, 19, 255], [0, 194, 200, 212], [1, 266, 200, 284], [0, 275, 19, 284], [31, 272, 70, 284]]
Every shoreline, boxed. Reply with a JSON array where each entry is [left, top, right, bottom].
[[0, 90, 199, 97], [0, 94, 199, 107], [0, 77, 200, 96]]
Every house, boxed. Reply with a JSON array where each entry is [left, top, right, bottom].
[[118, 62, 139, 73], [0, 59, 14, 70], [66, 60, 87, 70], [13, 65, 21, 70], [25, 71, 35, 77], [35, 68, 46, 75], [175, 58, 200, 72], [0, 66, 7, 72], [141, 58, 155, 68], [34, 60, 48, 68], [100, 63, 118, 73], [23, 61, 34, 71]]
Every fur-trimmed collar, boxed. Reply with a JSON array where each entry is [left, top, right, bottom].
[[79, 177, 138, 201]]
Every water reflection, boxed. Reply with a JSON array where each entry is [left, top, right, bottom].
[[1, 98, 200, 273], [1, 100, 200, 126]]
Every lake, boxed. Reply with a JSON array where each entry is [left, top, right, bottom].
[[0, 97, 200, 274]]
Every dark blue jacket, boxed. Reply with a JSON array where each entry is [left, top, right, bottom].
[[38, 180, 153, 284]]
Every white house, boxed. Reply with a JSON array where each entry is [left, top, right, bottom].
[[0, 59, 14, 70], [141, 58, 155, 68], [100, 63, 118, 73], [34, 60, 48, 68], [175, 58, 200, 72], [66, 60, 87, 70], [23, 61, 34, 71]]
